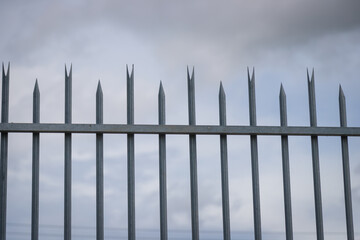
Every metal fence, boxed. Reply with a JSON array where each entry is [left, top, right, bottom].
[[0, 63, 359, 240]]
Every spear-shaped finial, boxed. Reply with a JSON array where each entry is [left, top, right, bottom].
[[339, 85, 347, 127], [279, 83, 287, 127], [2, 62, 10, 79], [219, 81, 226, 126], [307, 68, 317, 127], [248, 67, 256, 126], [187, 66, 196, 125], [33, 79, 40, 124], [158, 81, 166, 125], [96, 80, 103, 124]]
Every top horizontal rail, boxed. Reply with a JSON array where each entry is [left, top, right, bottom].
[[0, 123, 360, 136]]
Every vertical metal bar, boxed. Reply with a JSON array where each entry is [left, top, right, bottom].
[[187, 67, 199, 240], [158, 82, 168, 240], [248, 68, 262, 240], [31, 80, 40, 240], [64, 65, 72, 240], [96, 81, 104, 240], [279, 85, 293, 240], [127, 65, 135, 240], [307, 70, 324, 240], [219, 82, 231, 240], [339, 86, 354, 240], [0, 63, 9, 240]]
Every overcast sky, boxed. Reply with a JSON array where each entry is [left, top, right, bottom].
[[1, 1, 360, 239]]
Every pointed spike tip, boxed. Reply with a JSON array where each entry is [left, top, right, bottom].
[[339, 84, 345, 99], [126, 64, 134, 79], [279, 83, 286, 98], [2, 62, 10, 77], [34, 79, 40, 91], [159, 81, 164, 93], [97, 80, 102, 92]]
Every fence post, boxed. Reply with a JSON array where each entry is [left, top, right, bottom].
[[158, 82, 168, 240], [31, 80, 40, 240], [307, 70, 324, 240], [64, 65, 72, 240], [279, 85, 293, 240], [187, 67, 199, 240], [96, 81, 104, 240], [248, 68, 262, 240], [219, 82, 231, 240], [339, 86, 354, 240], [127, 65, 136, 240], [0, 63, 9, 240]]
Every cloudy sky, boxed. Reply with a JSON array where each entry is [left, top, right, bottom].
[[1, 0, 360, 239]]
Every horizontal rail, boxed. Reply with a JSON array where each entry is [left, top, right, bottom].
[[0, 123, 360, 136]]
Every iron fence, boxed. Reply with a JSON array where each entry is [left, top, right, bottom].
[[0, 63, 359, 240]]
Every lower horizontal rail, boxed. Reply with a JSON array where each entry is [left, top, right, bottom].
[[0, 123, 360, 136]]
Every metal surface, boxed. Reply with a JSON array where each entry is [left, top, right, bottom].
[[248, 68, 262, 240], [64, 65, 72, 240], [188, 67, 199, 240], [280, 85, 293, 240], [31, 80, 40, 240], [127, 65, 136, 240], [219, 83, 231, 240], [96, 82, 104, 240], [339, 86, 354, 240], [307, 70, 324, 240], [0, 65, 358, 240], [0, 63, 9, 240], [158, 82, 168, 240], [0, 123, 360, 136]]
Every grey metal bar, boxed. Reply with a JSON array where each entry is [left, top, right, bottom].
[[248, 68, 262, 240], [1, 123, 360, 136], [0, 63, 9, 240], [219, 82, 231, 240], [307, 70, 324, 240], [339, 86, 354, 240], [158, 82, 168, 240], [127, 65, 136, 240], [279, 85, 293, 240], [96, 82, 104, 240], [187, 67, 199, 240], [31, 80, 40, 240], [64, 65, 72, 240]]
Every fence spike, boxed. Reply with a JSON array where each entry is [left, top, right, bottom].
[[127, 65, 134, 125], [31, 79, 40, 240], [248, 67, 256, 126], [2, 62, 10, 79], [127, 65, 136, 240], [338, 85, 355, 240], [158, 82, 165, 125], [64, 63, 72, 240], [279, 84, 287, 127], [219, 82, 226, 126], [218, 81, 230, 239], [0, 61, 10, 240], [96, 81, 103, 124], [187, 66, 199, 240], [307, 69, 324, 240], [279, 84, 293, 240], [96, 79, 104, 240], [307, 69, 317, 127], [187, 66, 196, 125], [339, 85, 347, 127], [247, 68, 261, 240], [33, 80, 40, 124], [158, 81, 167, 240]]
